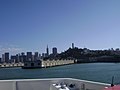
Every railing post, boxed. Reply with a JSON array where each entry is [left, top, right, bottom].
[[13, 81, 17, 90]]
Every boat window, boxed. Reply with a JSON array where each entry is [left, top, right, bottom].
[[38, 63, 40, 65]]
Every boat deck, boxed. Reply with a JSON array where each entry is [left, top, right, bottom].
[[0, 78, 110, 90]]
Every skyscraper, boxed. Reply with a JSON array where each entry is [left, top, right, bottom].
[[11, 55, 17, 63], [2, 54, 5, 63], [27, 52, 32, 61], [34, 52, 39, 61], [42, 53, 45, 58], [52, 47, 57, 55], [16, 54, 20, 63], [0, 58, 1, 63], [46, 45, 49, 56], [20, 52, 26, 62], [5, 52, 9, 63]]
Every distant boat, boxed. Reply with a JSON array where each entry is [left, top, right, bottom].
[[22, 60, 42, 69], [103, 85, 120, 90]]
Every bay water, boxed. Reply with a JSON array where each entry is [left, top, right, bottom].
[[0, 63, 120, 84]]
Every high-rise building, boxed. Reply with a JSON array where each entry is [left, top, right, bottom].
[[2, 54, 5, 63], [27, 52, 32, 61], [39, 54, 41, 59], [42, 53, 46, 58], [5, 52, 9, 63], [46, 45, 49, 56], [20, 52, 26, 62], [52, 47, 57, 55], [0, 58, 1, 63], [34, 52, 39, 61], [11, 55, 17, 63], [16, 54, 20, 63]]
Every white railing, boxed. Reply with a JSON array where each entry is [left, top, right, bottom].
[[0, 78, 110, 90]]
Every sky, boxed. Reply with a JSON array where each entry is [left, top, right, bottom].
[[0, 0, 120, 56]]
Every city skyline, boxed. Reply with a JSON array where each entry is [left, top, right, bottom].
[[1, 0, 120, 56], [0, 46, 59, 57]]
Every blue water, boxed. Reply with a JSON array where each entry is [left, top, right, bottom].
[[0, 63, 120, 84]]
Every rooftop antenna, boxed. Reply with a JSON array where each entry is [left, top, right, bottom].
[[111, 76, 114, 87]]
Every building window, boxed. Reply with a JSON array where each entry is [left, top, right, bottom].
[[25, 64, 27, 66], [31, 63, 34, 66], [38, 63, 40, 65]]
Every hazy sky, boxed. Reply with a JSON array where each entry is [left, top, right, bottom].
[[0, 0, 120, 55]]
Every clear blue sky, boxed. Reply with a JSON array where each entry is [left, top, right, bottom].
[[0, 0, 120, 55]]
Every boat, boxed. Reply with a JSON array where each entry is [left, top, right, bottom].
[[103, 76, 120, 90], [103, 85, 120, 90], [0, 78, 111, 90]]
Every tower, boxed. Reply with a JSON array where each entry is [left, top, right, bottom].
[[72, 43, 74, 49], [46, 45, 49, 56], [5, 52, 9, 63]]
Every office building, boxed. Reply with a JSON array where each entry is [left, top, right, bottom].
[[16, 54, 20, 63], [34, 52, 39, 61], [0, 58, 2, 63], [2, 54, 5, 63], [19, 52, 26, 62], [5, 52, 9, 63], [11, 55, 17, 63], [42, 53, 45, 58], [27, 52, 32, 61], [39, 54, 41, 59], [52, 47, 57, 55]]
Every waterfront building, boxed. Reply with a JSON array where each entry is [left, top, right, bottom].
[[5, 52, 9, 63], [27, 52, 33, 61], [22, 60, 42, 69], [52, 47, 57, 55]]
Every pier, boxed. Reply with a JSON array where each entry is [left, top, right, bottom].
[[0, 59, 75, 68], [42, 59, 75, 68], [0, 63, 24, 68]]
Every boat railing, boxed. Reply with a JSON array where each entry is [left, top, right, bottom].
[[0, 78, 110, 90]]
